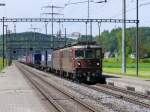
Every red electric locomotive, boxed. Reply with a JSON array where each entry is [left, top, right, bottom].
[[52, 42, 104, 83]]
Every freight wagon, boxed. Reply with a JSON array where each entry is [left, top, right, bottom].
[[41, 49, 53, 71]]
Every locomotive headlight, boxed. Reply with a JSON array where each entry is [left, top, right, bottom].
[[92, 73, 95, 76], [97, 62, 100, 66], [77, 62, 81, 66]]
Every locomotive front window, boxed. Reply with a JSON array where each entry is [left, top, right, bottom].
[[85, 49, 95, 59], [96, 49, 101, 58], [75, 50, 84, 58]]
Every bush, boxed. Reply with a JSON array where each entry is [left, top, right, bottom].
[[140, 58, 150, 63]]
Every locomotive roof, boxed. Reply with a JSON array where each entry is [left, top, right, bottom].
[[72, 45, 101, 49], [54, 42, 101, 51]]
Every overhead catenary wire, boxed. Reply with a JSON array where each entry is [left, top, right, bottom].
[[110, 1, 150, 18]]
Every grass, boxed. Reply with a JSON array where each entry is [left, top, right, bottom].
[[0, 58, 6, 71], [103, 58, 150, 79]]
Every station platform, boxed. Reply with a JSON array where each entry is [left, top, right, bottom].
[[104, 72, 150, 95], [0, 64, 49, 112]]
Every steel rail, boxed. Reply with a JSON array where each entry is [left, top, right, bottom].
[[18, 63, 150, 109], [18, 63, 102, 112], [46, 71, 150, 108], [97, 84, 150, 100], [87, 84, 150, 109], [16, 64, 66, 112]]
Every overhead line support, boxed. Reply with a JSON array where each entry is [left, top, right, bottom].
[[2, 17, 5, 67], [122, 0, 126, 74], [136, 0, 139, 77], [0, 18, 137, 23]]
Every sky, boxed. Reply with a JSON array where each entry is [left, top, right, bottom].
[[0, 0, 150, 36]]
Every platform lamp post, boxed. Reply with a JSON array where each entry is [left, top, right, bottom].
[[1, 3, 6, 68]]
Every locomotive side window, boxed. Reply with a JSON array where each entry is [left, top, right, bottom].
[[75, 50, 84, 59]]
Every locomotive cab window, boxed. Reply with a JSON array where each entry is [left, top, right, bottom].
[[75, 50, 84, 59], [85, 49, 95, 59], [96, 49, 101, 58]]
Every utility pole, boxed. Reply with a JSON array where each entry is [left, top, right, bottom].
[[122, 0, 126, 74], [85, 22, 88, 41], [136, 0, 139, 77], [30, 27, 40, 52], [45, 22, 48, 35], [4, 25, 8, 66], [87, 0, 107, 42], [58, 22, 62, 37], [52, 5, 54, 49], [0, 3, 5, 67], [42, 5, 63, 71], [13, 22, 16, 60], [42, 5, 63, 49], [2, 17, 5, 67], [14, 23, 16, 34], [30, 27, 40, 39], [90, 21, 93, 41], [88, 0, 90, 19], [7, 30, 12, 66], [41, 13, 49, 35], [50, 6, 64, 49], [65, 0, 106, 42], [65, 28, 67, 47], [98, 22, 101, 44], [88, 0, 91, 42]]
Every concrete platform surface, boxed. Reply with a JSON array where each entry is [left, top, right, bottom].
[[104, 73, 150, 95], [0, 64, 49, 112]]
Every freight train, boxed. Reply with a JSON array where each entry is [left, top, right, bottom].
[[20, 42, 105, 83]]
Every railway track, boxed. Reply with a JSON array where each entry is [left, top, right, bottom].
[[17, 63, 150, 111], [16, 63, 103, 112], [97, 84, 150, 100], [41, 64, 150, 108], [87, 84, 150, 109], [37, 65, 150, 108], [17, 64, 66, 112]]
